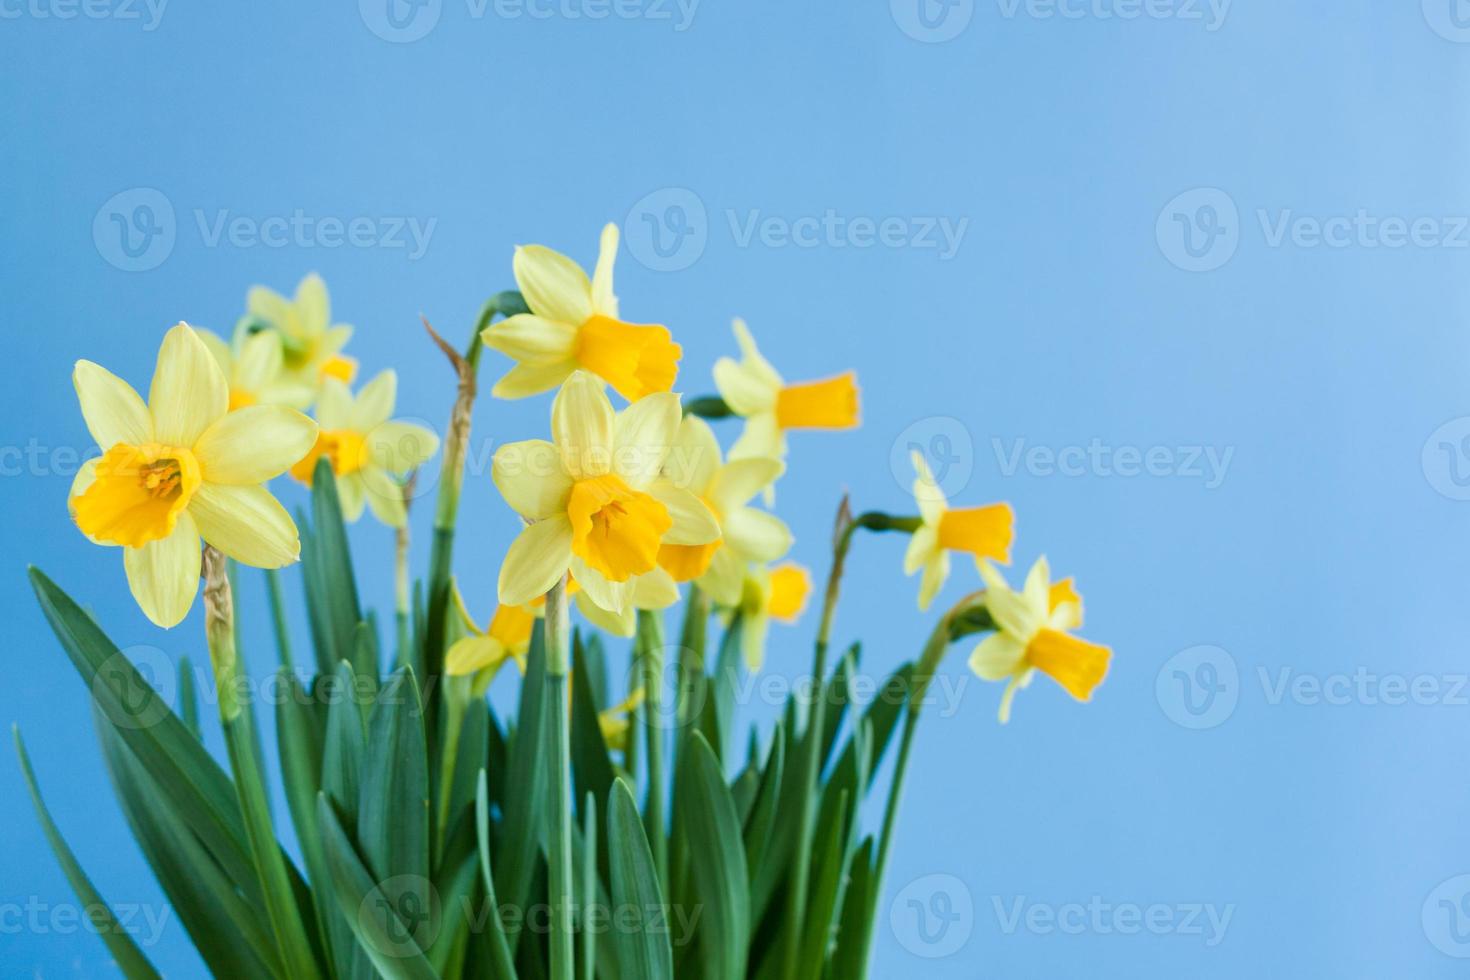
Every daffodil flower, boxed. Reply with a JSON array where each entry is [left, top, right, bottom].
[[595, 686, 645, 754], [289, 371, 439, 528], [906, 451, 1014, 611], [243, 273, 357, 394], [68, 323, 318, 628], [445, 584, 534, 681], [198, 327, 317, 411], [713, 318, 859, 464], [969, 557, 1110, 724], [657, 415, 792, 606], [482, 224, 681, 402], [726, 561, 812, 671], [492, 371, 719, 615]]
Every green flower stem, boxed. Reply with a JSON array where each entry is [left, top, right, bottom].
[[394, 478, 414, 669], [263, 568, 293, 671], [435, 679, 469, 852], [636, 608, 669, 890], [781, 504, 913, 980], [683, 394, 733, 418], [544, 577, 575, 980], [671, 585, 708, 777], [202, 546, 320, 980]]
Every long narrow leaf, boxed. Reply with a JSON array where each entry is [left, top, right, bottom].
[[606, 780, 672, 980]]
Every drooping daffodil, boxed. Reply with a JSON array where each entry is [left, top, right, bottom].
[[197, 327, 316, 411], [713, 318, 859, 464], [491, 370, 719, 615], [68, 323, 318, 627], [595, 686, 645, 754], [727, 561, 812, 671], [445, 584, 535, 683], [657, 415, 792, 606], [289, 371, 439, 528], [906, 450, 1014, 610], [969, 557, 1110, 724], [482, 224, 681, 402], [242, 273, 357, 396]]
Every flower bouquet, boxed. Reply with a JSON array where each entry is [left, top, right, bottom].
[[19, 224, 1110, 979]]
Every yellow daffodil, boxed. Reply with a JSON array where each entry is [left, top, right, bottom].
[[68, 323, 318, 627], [969, 557, 1110, 724], [483, 224, 681, 402], [906, 451, 1014, 611], [727, 561, 811, 670], [243, 273, 357, 394], [289, 371, 439, 528], [596, 686, 645, 753], [713, 318, 859, 463], [445, 585, 535, 680], [198, 327, 316, 411], [492, 370, 719, 615], [657, 415, 792, 606]]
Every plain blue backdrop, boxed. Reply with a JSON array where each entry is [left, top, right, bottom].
[[4, 0, 1470, 975]]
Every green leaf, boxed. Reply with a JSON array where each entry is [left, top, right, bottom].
[[359, 669, 431, 893], [606, 780, 673, 980], [473, 771, 518, 980], [317, 794, 441, 980], [825, 838, 875, 980], [15, 726, 163, 980], [570, 632, 616, 823], [177, 655, 199, 739], [495, 620, 549, 955], [674, 732, 749, 980], [798, 789, 851, 978], [741, 728, 785, 885], [302, 462, 364, 673]]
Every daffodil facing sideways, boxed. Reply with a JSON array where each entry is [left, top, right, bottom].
[[289, 371, 439, 528], [595, 686, 645, 754], [656, 415, 792, 606], [198, 327, 317, 411], [242, 273, 357, 395], [482, 224, 681, 402], [68, 323, 318, 628], [726, 561, 812, 671], [969, 557, 1110, 724], [492, 370, 719, 617], [713, 318, 860, 463], [906, 450, 1014, 611], [445, 583, 535, 688]]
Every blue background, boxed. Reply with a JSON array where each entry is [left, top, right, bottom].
[[3, 0, 1469, 975]]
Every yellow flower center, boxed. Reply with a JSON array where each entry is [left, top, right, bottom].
[[573, 314, 682, 402], [936, 503, 1013, 561], [228, 388, 258, 411], [567, 473, 672, 582], [774, 373, 860, 430], [290, 429, 367, 485], [766, 563, 811, 622], [72, 442, 201, 548], [488, 603, 535, 650], [657, 539, 722, 582], [320, 354, 358, 384]]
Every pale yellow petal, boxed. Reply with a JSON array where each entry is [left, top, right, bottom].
[[446, 635, 505, 676], [353, 370, 397, 432], [651, 484, 720, 546], [189, 482, 299, 568], [665, 415, 721, 494], [969, 633, 1026, 681], [73, 360, 152, 449], [707, 457, 783, 512], [492, 439, 573, 520], [728, 413, 785, 462], [722, 507, 792, 563], [498, 516, 574, 607], [631, 566, 680, 610], [246, 286, 293, 330], [697, 546, 745, 608], [193, 406, 318, 485], [911, 450, 946, 524], [366, 421, 439, 475], [553, 371, 615, 479], [904, 525, 938, 575], [567, 556, 630, 616], [484, 313, 580, 363], [612, 392, 680, 488], [316, 378, 354, 431], [360, 465, 409, 528], [149, 323, 228, 448], [123, 512, 201, 628], [196, 329, 233, 375], [235, 330, 285, 393], [713, 319, 782, 415], [575, 591, 635, 637], [917, 552, 949, 612], [294, 273, 330, 335], [591, 223, 620, 317], [491, 359, 578, 400], [336, 471, 367, 522], [513, 244, 593, 326], [978, 559, 1037, 639]]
